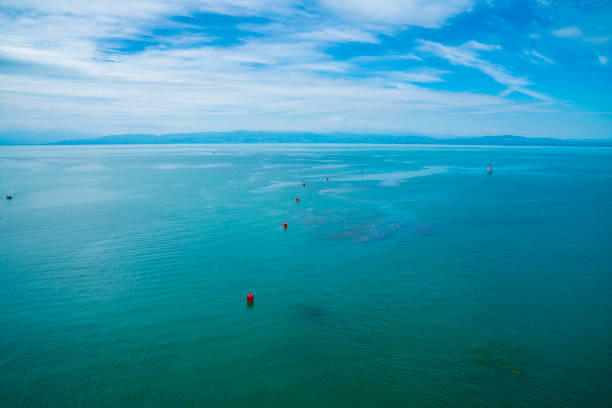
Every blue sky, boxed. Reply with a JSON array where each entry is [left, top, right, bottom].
[[0, 0, 611, 139]]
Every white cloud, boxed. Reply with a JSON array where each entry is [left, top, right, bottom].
[[552, 26, 582, 38], [417, 40, 552, 101], [599, 55, 609, 66], [0, 34, 528, 135], [391, 69, 448, 83], [295, 28, 379, 43], [417, 40, 526, 86], [462, 40, 500, 52], [0, 0, 296, 46], [0, 0, 477, 44], [319, 0, 474, 28], [0, 0, 566, 137], [351, 54, 423, 63], [583, 36, 610, 44], [524, 49, 554, 64], [550, 26, 610, 43]]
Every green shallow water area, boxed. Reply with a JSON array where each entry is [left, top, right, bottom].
[[1, 144, 611, 407]]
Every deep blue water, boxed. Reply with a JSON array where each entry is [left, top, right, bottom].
[[1, 144, 611, 407]]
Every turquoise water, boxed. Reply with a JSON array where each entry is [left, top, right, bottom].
[[1, 144, 611, 407]]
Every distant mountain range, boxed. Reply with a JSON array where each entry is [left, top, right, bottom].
[[1, 131, 611, 146]]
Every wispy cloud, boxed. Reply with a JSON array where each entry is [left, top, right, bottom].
[[584, 36, 611, 44], [552, 26, 582, 38], [294, 28, 379, 44], [417, 40, 552, 101], [351, 54, 423, 63], [551, 26, 610, 43], [524, 49, 554, 64], [319, 0, 475, 28], [388, 68, 448, 83], [0, 0, 608, 139]]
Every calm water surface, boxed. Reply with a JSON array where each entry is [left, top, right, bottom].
[[1, 144, 611, 407]]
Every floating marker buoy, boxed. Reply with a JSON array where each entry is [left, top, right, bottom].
[[247, 293, 254, 303], [296, 197, 299, 203], [302, 183, 305, 187], [326, 177, 329, 181], [283, 222, 288, 229]]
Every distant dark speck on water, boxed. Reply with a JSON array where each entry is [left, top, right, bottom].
[[295, 305, 332, 323]]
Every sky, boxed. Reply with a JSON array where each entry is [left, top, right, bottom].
[[0, 0, 611, 140]]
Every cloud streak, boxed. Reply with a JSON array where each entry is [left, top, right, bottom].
[[524, 49, 554, 65], [552, 26, 582, 38], [417, 40, 552, 101]]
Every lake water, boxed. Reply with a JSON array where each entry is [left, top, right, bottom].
[[1, 144, 611, 407]]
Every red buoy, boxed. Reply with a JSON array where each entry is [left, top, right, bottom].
[[326, 177, 329, 181], [283, 222, 288, 229], [302, 183, 306, 187], [247, 293, 254, 303], [296, 197, 299, 203]]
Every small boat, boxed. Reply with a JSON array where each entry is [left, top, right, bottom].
[[5, 194, 12, 200]]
